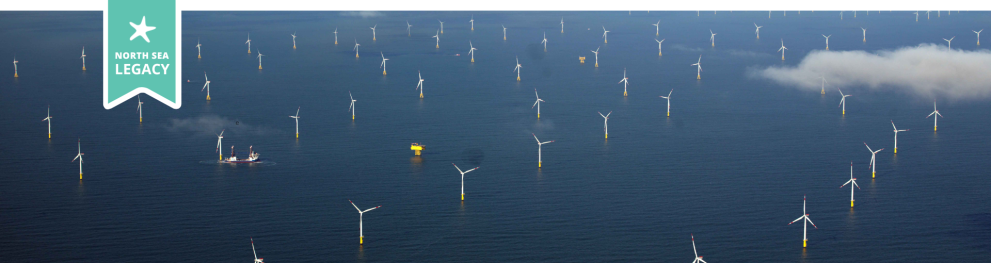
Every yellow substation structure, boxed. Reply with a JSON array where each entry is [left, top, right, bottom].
[[411, 143, 424, 156]]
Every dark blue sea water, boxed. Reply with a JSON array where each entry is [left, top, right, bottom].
[[2, 11, 991, 262]]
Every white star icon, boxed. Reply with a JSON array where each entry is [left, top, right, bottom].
[[129, 16, 156, 43]]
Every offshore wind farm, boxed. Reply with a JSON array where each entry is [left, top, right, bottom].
[[2, 10, 991, 262]]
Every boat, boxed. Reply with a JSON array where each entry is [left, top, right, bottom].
[[221, 145, 261, 163]]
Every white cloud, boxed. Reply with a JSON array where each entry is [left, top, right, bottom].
[[754, 44, 991, 100], [669, 44, 704, 53], [165, 115, 275, 137], [340, 11, 383, 18]]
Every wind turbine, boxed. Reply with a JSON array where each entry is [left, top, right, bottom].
[[405, 21, 411, 36], [80, 46, 87, 70], [291, 31, 297, 49], [334, 28, 338, 44], [380, 52, 388, 75], [927, 100, 943, 131], [469, 16, 474, 31], [42, 106, 52, 138], [201, 72, 212, 100], [927, 10, 930, 20], [250, 238, 264, 263], [468, 41, 477, 63], [13, 56, 18, 78], [655, 39, 665, 56], [944, 36, 955, 51], [560, 17, 564, 33], [72, 139, 84, 180], [778, 39, 788, 60], [256, 49, 264, 69], [864, 142, 883, 178], [514, 56, 522, 81], [416, 71, 425, 98], [787, 196, 818, 248], [453, 163, 479, 201], [438, 19, 444, 34], [659, 89, 673, 117], [841, 162, 860, 207], [196, 38, 202, 59], [598, 111, 612, 139], [891, 120, 909, 153], [840, 11, 844, 20], [215, 129, 224, 161], [602, 26, 609, 43], [690, 234, 707, 263], [618, 68, 629, 97], [370, 25, 377, 41], [754, 23, 762, 39], [349, 91, 357, 120], [349, 200, 381, 245], [691, 55, 702, 80], [709, 30, 717, 47], [838, 88, 852, 115], [591, 47, 600, 67], [502, 25, 507, 40], [820, 76, 827, 95], [975, 30, 983, 45], [861, 27, 867, 42], [246, 33, 252, 53], [652, 20, 660, 36], [914, 11, 919, 22], [432, 30, 440, 48], [822, 34, 831, 50], [137, 94, 144, 122], [532, 88, 544, 118], [289, 107, 300, 138], [541, 32, 548, 51], [353, 39, 360, 58], [532, 133, 554, 168]]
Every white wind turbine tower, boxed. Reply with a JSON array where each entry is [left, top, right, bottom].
[[618, 68, 629, 97], [655, 39, 665, 56], [406, 22, 411, 36], [914, 11, 919, 22], [927, 100, 943, 131], [840, 162, 860, 207], [43, 106, 52, 138], [891, 120, 909, 153], [927, 10, 930, 20], [289, 107, 300, 138], [196, 38, 202, 59], [349, 200, 381, 245], [944, 36, 955, 51], [438, 19, 444, 34], [754, 23, 762, 39], [709, 29, 717, 47], [652, 20, 660, 36], [245, 33, 252, 53], [250, 238, 264, 263], [691, 55, 702, 80], [349, 91, 357, 120], [823, 34, 831, 50], [975, 30, 983, 45], [532, 133, 554, 168], [215, 129, 224, 161], [560, 17, 564, 33], [778, 39, 788, 60], [598, 111, 612, 139], [532, 88, 545, 118], [838, 88, 852, 115], [291, 31, 297, 49], [13, 56, 18, 78], [416, 71, 425, 98], [861, 27, 867, 42], [80, 46, 87, 70], [514, 56, 522, 81], [864, 142, 883, 178], [453, 163, 479, 201], [137, 94, 144, 122], [201, 72, 212, 100], [469, 16, 474, 31], [353, 39, 360, 58], [370, 25, 377, 41], [541, 32, 548, 51], [432, 30, 440, 48], [380, 52, 388, 75], [72, 138, 84, 180], [659, 89, 673, 117], [334, 28, 338, 44], [256, 49, 264, 69], [787, 196, 818, 248], [591, 47, 600, 67], [690, 234, 708, 263], [468, 41, 477, 63], [820, 76, 827, 95], [602, 26, 609, 43], [502, 25, 507, 40]]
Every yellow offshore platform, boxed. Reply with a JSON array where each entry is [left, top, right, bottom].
[[410, 143, 425, 156]]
